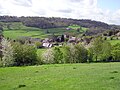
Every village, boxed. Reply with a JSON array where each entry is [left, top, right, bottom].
[[15, 30, 120, 48]]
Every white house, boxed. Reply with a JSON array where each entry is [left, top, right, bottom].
[[42, 43, 53, 48]]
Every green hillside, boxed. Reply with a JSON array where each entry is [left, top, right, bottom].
[[2, 22, 87, 39]]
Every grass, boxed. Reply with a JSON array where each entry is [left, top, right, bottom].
[[2, 22, 49, 39], [3, 28, 84, 39], [3, 27, 86, 39], [2, 22, 87, 39], [107, 40, 120, 45], [46, 28, 78, 35], [68, 25, 87, 32], [68, 24, 81, 29], [0, 63, 120, 90], [3, 29, 47, 39]]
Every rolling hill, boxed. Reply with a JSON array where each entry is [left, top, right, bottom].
[[0, 16, 120, 36]]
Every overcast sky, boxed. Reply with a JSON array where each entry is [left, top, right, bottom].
[[0, 0, 120, 25]]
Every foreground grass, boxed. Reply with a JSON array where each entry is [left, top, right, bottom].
[[0, 63, 120, 90]]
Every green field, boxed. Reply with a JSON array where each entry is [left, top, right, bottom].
[[68, 24, 87, 32], [2, 22, 48, 39], [3, 27, 85, 39], [68, 24, 81, 29], [108, 40, 120, 45], [0, 63, 120, 90], [3, 30, 47, 39], [2, 22, 87, 39]]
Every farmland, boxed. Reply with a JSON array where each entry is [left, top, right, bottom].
[[108, 40, 120, 45], [3, 27, 86, 39], [3, 30, 47, 39], [0, 63, 120, 90], [2, 22, 87, 39]]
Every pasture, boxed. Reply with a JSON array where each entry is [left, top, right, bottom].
[[3, 27, 83, 39], [2, 22, 87, 39], [3, 30, 47, 39], [0, 63, 120, 90], [108, 40, 120, 45]]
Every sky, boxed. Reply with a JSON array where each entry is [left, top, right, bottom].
[[0, 0, 120, 25]]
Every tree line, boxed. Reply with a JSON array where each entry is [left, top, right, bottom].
[[0, 37, 120, 67]]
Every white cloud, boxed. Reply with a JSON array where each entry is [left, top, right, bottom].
[[0, 0, 120, 25]]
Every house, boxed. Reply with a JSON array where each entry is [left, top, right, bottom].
[[116, 32, 120, 36], [68, 37, 76, 43], [42, 42, 53, 48], [66, 28, 71, 30], [42, 38, 49, 43]]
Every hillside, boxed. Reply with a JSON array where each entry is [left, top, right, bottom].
[[0, 16, 110, 28], [1, 21, 87, 39], [0, 16, 120, 36]]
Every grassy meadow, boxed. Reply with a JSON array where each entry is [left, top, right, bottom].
[[3, 28, 78, 39], [108, 40, 120, 45], [3, 27, 86, 39], [0, 63, 120, 90], [3, 30, 47, 39]]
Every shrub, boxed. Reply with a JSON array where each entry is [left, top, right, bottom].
[[111, 50, 120, 61], [62, 44, 78, 63], [91, 37, 103, 61], [36, 55, 43, 65], [111, 43, 120, 61], [87, 48, 93, 62], [74, 44, 88, 63], [41, 49, 54, 64], [62, 45, 71, 63], [69, 44, 77, 63], [12, 42, 37, 66], [100, 41, 112, 61], [35, 41, 42, 48], [63, 44, 88, 63], [17, 37, 27, 44], [53, 47, 63, 64]]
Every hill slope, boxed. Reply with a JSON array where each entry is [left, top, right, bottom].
[[0, 16, 120, 36], [2, 22, 87, 39]]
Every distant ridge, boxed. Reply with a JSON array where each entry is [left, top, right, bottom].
[[0, 16, 120, 35]]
